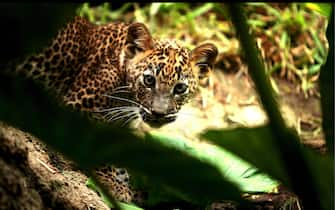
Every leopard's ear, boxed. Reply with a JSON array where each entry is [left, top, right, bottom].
[[125, 23, 154, 58], [191, 43, 218, 79]]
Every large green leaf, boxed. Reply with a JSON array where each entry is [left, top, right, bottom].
[[150, 131, 279, 194], [202, 126, 334, 210], [201, 126, 288, 184]]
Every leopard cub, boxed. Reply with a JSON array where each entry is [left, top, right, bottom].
[[11, 16, 218, 204]]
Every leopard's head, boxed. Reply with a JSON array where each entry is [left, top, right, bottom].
[[123, 23, 218, 127]]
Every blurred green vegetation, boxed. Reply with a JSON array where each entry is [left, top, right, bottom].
[[0, 2, 333, 210]]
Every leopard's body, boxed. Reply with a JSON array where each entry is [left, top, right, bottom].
[[10, 16, 218, 205]]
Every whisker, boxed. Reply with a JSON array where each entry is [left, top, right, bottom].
[[110, 85, 131, 92], [121, 112, 140, 127], [107, 107, 139, 114], [110, 90, 131, 95], [104, 110, 127, 121], [104, 107, 138, 121], [103, 109, 124, 119], [105, 107, 135, 118], [103, 111, 129, 121], [109, 110, 137, 123], [102, 94, 141, 107], [106, 111, 127, 122], [93, 106, 136, 113], [102, 94, 151, 113]]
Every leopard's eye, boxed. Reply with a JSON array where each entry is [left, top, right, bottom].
[[173, 83, 188, 94], [143, 74, 156, 87]]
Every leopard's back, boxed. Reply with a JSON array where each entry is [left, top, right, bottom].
[[13, 17, 128, 97]]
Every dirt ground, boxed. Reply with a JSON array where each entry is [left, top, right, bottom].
[[0, 64, 327, 210]]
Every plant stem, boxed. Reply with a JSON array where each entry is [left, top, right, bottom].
[[227, 3, 323, 210]]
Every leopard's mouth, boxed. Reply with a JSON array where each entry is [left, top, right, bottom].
[[139, 109, 177, 128]]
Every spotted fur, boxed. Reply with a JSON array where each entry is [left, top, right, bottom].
[[10, 16, 218, 205]]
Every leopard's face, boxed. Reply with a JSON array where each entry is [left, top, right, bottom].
[[124, 36, 217, 127]]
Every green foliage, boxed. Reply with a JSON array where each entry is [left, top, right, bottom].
[[77, 3, 133, 24], [246, 3, 329, 96], [0, 3, 333, 210], [150, 132, 279, 193], [202, 126, 288, 184], [305, 3, 332, 18], [76, 3, 232, 51]]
